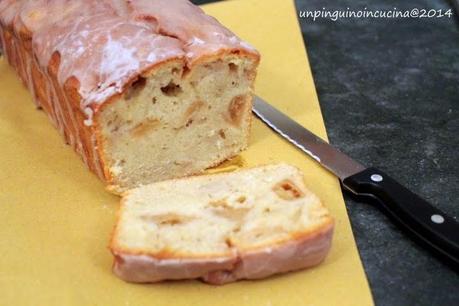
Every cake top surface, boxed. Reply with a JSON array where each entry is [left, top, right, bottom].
[[0, 0, 259, 111]]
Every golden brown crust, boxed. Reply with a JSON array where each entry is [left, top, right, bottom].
[[109, 164, 334, 268], [110, 216, 333, 260], [1, 1, 259, 188], [202, 223, 334, 284], [111, 218, 334, 284], [108, 164, 334, 284], [187, 48, 260, 69]]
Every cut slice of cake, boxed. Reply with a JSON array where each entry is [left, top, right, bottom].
[[110, 163, 334, 285]]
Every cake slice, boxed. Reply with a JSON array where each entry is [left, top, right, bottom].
[[110, 163, 334, 285]]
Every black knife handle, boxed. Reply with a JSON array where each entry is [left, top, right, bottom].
[[343, 167, 459, 270]]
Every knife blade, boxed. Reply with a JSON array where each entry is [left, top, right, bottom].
[[253, 96, 366, 180], [253, 95, 459, 270]]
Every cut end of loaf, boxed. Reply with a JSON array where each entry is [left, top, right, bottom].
[[1, 0, 260, 190], [98, 54, 258, 193], [110, 163, 334, 284]]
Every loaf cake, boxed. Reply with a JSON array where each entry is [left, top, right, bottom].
[[0, 0, 260, 192], [110, 163, 334, 284]]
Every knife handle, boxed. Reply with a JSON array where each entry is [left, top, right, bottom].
[[343, 167, 459, 270]]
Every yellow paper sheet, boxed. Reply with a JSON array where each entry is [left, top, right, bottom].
[[0, 0, 373, 305]]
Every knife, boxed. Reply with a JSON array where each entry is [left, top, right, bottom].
[[252, 95, 459, 270]]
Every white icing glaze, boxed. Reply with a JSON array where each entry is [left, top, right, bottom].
[[0, 0, 259, 179], [0, 0, 21, 28], [203, 225, 334, 284], [112, 224, 334, 284], [113, 252, 237, 283], [83, 107, 94, 127]]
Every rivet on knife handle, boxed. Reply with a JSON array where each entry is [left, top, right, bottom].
[[343, 167, 459, 270], [252, 95, 459, 271]]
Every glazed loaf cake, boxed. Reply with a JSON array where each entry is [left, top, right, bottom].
[[0, 0, 259, 192], [110, 163, 334, 284]]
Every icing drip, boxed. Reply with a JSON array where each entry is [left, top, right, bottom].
[[0, 0, 259, 179], [2, 0, 258, 121]]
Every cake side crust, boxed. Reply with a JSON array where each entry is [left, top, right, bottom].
[[0, 0, 260, 188]]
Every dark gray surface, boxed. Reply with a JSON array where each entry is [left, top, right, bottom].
[[295, 1, 459, 306], [192, 1, 459, 305]]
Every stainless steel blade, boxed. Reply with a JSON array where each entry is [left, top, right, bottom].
[[252, 96, 365, 180]]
